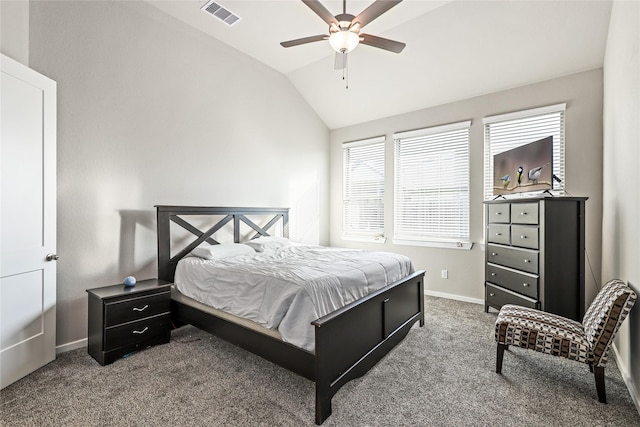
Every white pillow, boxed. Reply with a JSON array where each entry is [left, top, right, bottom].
[[190, 243, 255, 260], [245, 236, 295, 253]]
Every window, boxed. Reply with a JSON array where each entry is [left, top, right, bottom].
[[342, 136, 386, 241], [483, 104, 566, 200], [393, 121, 471, 248]]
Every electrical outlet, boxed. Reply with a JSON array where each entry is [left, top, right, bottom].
[[441, 269, 448, 279]]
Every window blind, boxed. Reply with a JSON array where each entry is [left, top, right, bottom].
[[343, 136, 385, 238], [483, 104, 566, 200], [394, 121, 471, 244]]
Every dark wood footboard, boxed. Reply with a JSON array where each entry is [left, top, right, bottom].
[[312, 270, 425, 424], [156, 206, 426, 424]]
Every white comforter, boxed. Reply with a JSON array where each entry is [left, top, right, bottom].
[[174, 245, 414, 352]]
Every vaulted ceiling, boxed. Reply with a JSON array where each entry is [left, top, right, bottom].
[[146, 0, 612, 129]]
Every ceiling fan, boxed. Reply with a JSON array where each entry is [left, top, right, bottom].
[[280, 0, 406, 62]]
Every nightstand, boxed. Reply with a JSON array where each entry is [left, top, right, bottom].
[[87, 278, 172, 365]]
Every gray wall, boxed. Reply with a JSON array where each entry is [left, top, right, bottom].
[[0, 0, 29, 65], [329, 69, 604, 306], [602, 0, 640, 409], [26, 0, 330, 348]]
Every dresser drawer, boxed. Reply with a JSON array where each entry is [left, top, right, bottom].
[[104, 291, 170, 327], [486, 263, 538, 299], [487, 244, 538, 274], [488, 204, 510, 224], [488, 224, 510, 245], [486, 283, 538, 310], [104, 313, 171, 351], [511, 225, 539, 250], [511, 203, 539, 224]]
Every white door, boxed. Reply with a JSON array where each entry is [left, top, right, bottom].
[[0, 54, 57, 389]]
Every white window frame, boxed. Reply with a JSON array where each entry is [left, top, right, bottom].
[[483, 103, 566, 201], [393, 121, 472, 250], [342, 136, 387, 243]]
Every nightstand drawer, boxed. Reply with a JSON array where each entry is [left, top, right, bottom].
[[104, 313, 171, 351], [486, 263, 538, 299], [486, 283, 538, 311], [105, 291, 170, 327]]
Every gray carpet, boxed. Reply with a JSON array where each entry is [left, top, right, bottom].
[[2, 297, 639, 426]]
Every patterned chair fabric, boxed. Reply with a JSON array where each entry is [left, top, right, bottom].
[[494, 279, 636, 403]]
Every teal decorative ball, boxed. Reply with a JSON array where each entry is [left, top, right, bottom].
[[123, 276, 136, 287]]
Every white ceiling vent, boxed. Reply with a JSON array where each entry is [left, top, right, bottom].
[[201, 1, 241, 26]]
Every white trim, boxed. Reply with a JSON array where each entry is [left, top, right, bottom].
[[393, 239, 473, 250], [342, 135, 386, 148], [342, 234, 387, 244], [424, 289, 484, 305], [611, 343, 640, 415], [483, 103, 566, 124], [56, 338, 87, 354], [394, 120, 471, 140]]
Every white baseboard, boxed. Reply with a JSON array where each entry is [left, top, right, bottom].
[[424, 289, 484, 306], [56, 338, 87, 354], [611, 343, 640, 415]]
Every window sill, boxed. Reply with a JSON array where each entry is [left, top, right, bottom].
[[392, 239, 473, 250], [342, 235, 387, 244]]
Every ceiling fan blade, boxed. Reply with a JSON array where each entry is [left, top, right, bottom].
[[280, 34, 328, 48], [302, 0, 338, 26], [359, 33, 406, 53], [334, 52, 347, 70], [354, 0, 402, 29]]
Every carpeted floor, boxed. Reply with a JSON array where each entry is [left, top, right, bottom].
[[2, 296, 639, 426]]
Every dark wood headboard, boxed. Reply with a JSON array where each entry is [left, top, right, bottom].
[[156, 206, 289, 282]]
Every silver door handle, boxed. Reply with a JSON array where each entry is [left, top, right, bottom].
[[133, 327, 148, 335], [46, 253, 59, 261], [133, 305, 149, 312]]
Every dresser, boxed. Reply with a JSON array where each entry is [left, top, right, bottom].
[[484, 197, 587, 321], [87, 279, 172, 365]]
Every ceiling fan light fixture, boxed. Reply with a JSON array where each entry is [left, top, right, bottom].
[[329, 30, 359, 53]]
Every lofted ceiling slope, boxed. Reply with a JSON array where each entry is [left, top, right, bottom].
[[146, 0, 612, 129]]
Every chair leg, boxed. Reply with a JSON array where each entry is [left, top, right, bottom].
[[594, 366, 607, 403], [496, 343, 507, 374]]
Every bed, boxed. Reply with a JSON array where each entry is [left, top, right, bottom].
[[156, 206, 425, 424]]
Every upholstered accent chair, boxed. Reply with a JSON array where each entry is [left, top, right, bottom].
[[495, 279, 636, 403]]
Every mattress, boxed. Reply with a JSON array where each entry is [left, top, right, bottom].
[[174, 245, 414, 351]]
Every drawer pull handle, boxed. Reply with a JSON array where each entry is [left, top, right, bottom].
[[489, 293, 495, 297], [520, 235, 527, 239], [133, 327, 149, 335], [133, 305, 149, 312], [491, 272, 496, 276], [496, 232, 502, 236], [521, 212, 527, 215], [491, 252, 497, 256], [495, 212, 502, 215], [524, 259, 530, 263], [523, 283, 529, 287]]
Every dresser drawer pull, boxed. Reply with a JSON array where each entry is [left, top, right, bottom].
[[495, 232, 502, 236], [520, 235, 527, 239], [495, 212, 502, 215], [521, 212, 527, 216], [523, 283, 529, 287], [524, 259, 531, 263], [491, 252, 497, 256], [133, 305, 149, 312], [489, 293, 495, 297], [133, 327, 149, 335], [491, 272, 496, 276]]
